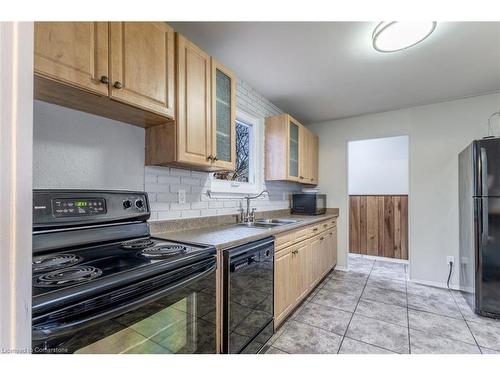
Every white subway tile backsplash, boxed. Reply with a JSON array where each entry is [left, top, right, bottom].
[[158, 175, 181, 185], [157, 192, 178, 202], [180, 177, 202, 186], [145, 79, 300, 221], [157, 211, 181, 220], [150, 202, 171, 211], [181, 210, 202, 218], [223, 200, 238, 208], [208, 201, 224, 209], [145, 173, 157, 184], [200, 209, 218, 217], [191, 201, 209, 209], [170, 203, 191, 211], [169, 168, 191, 177]]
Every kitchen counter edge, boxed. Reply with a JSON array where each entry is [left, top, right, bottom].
[[152, 213, 339, 251]]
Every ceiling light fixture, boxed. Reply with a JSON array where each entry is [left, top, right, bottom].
[[372, 21, 437, 53]]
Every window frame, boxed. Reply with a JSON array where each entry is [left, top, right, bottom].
[[209, 110, 264, 196]]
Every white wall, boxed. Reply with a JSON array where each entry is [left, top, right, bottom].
[[308, 92, 500, 287], [348, 136, 408, 195], [33, 100, 145, 191], [0, 21, 33, 352]]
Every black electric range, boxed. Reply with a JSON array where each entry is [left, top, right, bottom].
[[32, 190, 217, 354]]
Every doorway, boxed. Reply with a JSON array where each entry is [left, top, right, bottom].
[[348, 136, 409, 260]]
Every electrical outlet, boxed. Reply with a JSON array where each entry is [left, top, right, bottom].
[[178, 189, 186, 204], [447, 256, 455, 265]]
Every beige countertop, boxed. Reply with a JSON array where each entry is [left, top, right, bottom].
[[153, 213, 338, 250]]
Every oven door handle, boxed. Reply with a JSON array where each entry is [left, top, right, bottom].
[[32, 261, 216, 340]]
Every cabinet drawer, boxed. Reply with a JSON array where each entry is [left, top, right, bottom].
[[275, 232, 295, 251], [294, 226, 312, 243], [319, 221, 330, 232], [310, 224, 321, 236]]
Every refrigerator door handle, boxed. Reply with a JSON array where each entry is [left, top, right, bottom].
[[479, 199, 489, 244], [480, 147, 488, 196]]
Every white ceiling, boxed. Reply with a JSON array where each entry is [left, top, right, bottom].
[[170, 22, 500, 124]]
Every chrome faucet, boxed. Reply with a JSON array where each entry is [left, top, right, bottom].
[[239, 190, 269, 223]]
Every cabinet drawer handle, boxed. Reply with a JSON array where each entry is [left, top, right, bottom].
[[300, 176, 304, 179], [320, 237, 325, 241], [113, 81, 123, 89], [100, 75, 109, 84], [312, 228, 318, 232], [213, 156, 218, 162], [206, 155, 213, 161]]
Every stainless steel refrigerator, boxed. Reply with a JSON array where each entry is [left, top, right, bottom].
[[459, 137, 500, 318]]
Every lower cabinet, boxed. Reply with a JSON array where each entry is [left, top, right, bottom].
[[275, 249, 295, 324], [274, 219, 337, 327]]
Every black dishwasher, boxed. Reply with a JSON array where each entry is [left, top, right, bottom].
[[222, 237, 274, 354]]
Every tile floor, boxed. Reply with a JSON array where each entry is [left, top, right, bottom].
[[265, 254, 500, 354]]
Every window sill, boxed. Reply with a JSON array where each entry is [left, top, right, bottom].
[[208, 180, 264, 197]]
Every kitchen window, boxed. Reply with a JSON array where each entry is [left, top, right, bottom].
[[210, 110, 264, 195]]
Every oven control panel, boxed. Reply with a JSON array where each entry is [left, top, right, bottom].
[[33, 190, 150, 229], [53, 198, 106, 217]]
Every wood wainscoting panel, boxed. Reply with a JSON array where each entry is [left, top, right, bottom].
[[349, 195, 408, 260]]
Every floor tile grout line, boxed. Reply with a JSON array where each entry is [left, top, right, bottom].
[[405, 269, 411, 354], [341, 335, 401, 354], [304, 299, 360, 316], [406, 305, 466, 321], [407, 325, 483, 347], [336, 259, 375, 354], [449, 289, 483, 354], [290, 315, 346, 338]]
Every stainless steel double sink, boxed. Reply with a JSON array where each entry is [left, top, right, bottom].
[[236, 218, 302, 229]]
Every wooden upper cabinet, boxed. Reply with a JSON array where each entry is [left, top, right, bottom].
[[146, 34, 237, 172], [34, 22, 175, 127], [265, 113, 318, 185], [109, 22, 175, 118], [211, 58, 236, 170], [310, 133, 319, 185], [288, 119, 300, 181], [265, 114, 299, 182], [175, 33, 212, 167], [299, 125, 310, 183], [34, 22, 109, 96]]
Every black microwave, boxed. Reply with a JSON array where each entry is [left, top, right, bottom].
[[291, 193, 326, 215]]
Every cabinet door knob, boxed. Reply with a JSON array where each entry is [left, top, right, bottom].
[[100, 75, 109, 84], [113, 81, 123, 89]]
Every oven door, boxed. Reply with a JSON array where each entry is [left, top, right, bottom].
[[32, 257, 217, 354]]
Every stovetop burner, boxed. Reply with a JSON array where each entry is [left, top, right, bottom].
[[35, 266, 103, 287], [139, 244, 188, 259], [120, 238, 155, 250], [33, 253, 82, 273]]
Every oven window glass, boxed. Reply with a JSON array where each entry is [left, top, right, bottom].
[[35, 270, 216, 354]]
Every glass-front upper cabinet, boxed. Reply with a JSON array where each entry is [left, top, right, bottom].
[[288, 120, 299, 179], [211, 58, 236, 171]]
